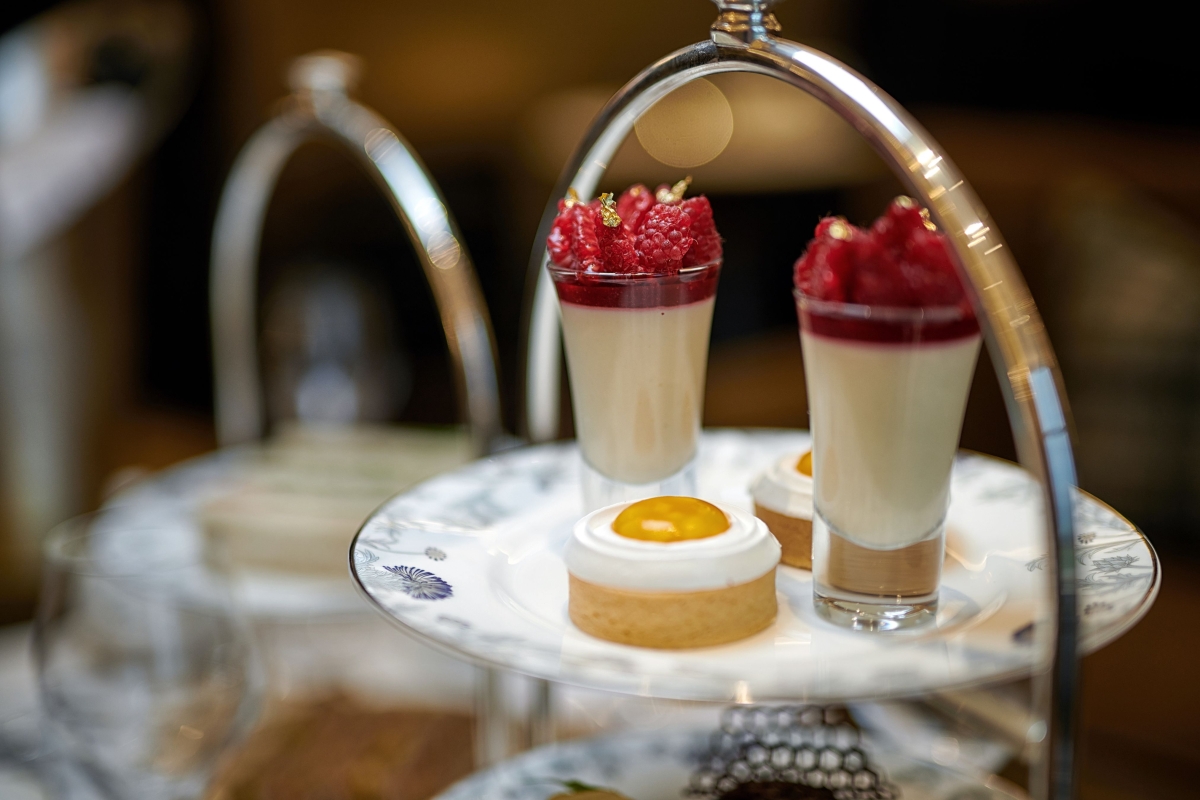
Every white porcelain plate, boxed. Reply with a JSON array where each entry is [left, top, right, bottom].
[[100, 448, 369, 618], [350, 430, 1159, 702], [432, 724, 1028, 800]]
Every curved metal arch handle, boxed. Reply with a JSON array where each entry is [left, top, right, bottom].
[[522, 7, 1077, 798], [211, 52, 502, 455]]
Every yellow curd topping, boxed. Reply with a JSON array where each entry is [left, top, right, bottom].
[[612, 496, 730, 542], [796, 451, 813, 477]]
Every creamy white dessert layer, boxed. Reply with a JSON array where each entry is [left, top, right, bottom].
[[560, 297, 714, 484], [564, 501, 780, 592], [750, 453, 814, 518], [801, 332, 981, 549]]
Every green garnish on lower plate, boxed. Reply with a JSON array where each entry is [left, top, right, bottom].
[[549, 778, 634, 799]]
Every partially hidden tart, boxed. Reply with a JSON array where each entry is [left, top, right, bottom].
[[565, 497, 781, 649], [750, 451, 814, 569]]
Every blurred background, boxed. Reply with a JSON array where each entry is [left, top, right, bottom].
[[1, 0, 1198, 798]]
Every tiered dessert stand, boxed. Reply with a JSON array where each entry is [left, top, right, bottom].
[[350, 3, 1159, 799], [97, 48, 505, 646], [209, 50, 501, 454]]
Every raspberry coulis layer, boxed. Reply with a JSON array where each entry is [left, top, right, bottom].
[[798, 306, 978, 344], [552, 267, 720, 309]]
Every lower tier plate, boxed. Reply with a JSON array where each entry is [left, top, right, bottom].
[[433, 722, 1027, 800], [350, 430, 1159, 702]]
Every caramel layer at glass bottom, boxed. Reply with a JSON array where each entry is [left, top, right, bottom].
[[568, 571, 776, 649], [825, 529, 942, 598], [753, 503, 813, 570]]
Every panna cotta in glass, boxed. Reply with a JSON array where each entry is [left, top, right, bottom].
[[556, 271, 717, 485], [794, 199, 981, 630], [547, 181, 723, 510]]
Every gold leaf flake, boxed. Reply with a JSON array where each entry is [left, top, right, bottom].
[[655, 176, 692, 204]]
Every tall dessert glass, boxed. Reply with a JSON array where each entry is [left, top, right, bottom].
[[552, 261, 721, 511], [35, 511, 260, 798], [797, 293, 980, 630]]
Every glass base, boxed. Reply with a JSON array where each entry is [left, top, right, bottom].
[[580, 457, 697, 512], [813, 589, 938, 631], [810, 509, 943, 632]]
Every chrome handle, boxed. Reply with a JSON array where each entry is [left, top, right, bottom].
[[521, 5, 1077, 797], [211, 51, 502, 455]]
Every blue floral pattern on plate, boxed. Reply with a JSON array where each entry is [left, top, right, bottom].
[[383, 565, 453, 600]]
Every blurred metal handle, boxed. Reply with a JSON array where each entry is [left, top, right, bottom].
[[521, 4, 1078, 797], [211, 51, 502, 455]]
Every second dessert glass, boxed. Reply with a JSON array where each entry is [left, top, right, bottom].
[[552, 260, 721, 511], [797, 292, 980, 630]]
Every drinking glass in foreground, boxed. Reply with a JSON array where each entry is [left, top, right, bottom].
[[35, 511, 260, 798]]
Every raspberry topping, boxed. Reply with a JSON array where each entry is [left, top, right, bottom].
[[547, 179, 718, 276], [634, 203, 693, 274], [615, 184, 654, 237], [547, 197, 575, 268], [596, 194, 640, 274], [547, 191, 603, 272], [898, 227, 965, 306], [569, 201, 603, 272], [794, 197, 968, 308], [793, 218, 857, 303], [870, 194, 929, 251], [681, 196, 722, 267]]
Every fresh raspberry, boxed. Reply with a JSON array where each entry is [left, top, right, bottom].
[[870, 195, 928, 251], [899, 227, 963, 306], [547, 198, 575, 268], [615, 184, 654, 237], [568, 202, 603, 273], [901, 226, 955, 274], [686, 234, 723, 268], [851, 236, 914, 306], [814, 216, 853, 241], [681, 196, 722, 266], [794, 217, 858, 302], [551, 182, 719, 276], [680, 196, 715, 234], [547, 193, 603, 271], [794, 202, 968, 308], [635, 203, 693, 274], [596, 193, 640, 273]]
